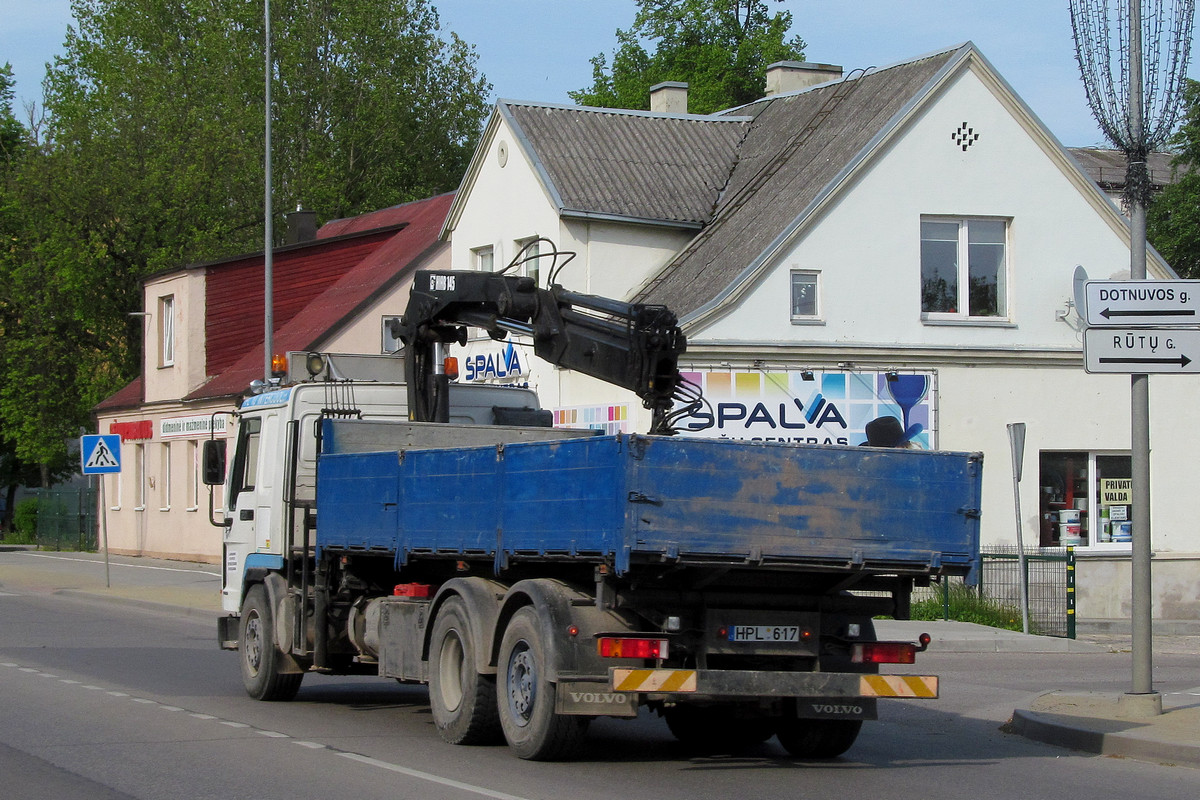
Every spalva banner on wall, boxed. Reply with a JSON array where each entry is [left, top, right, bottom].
[[673, 370, 936, 448]]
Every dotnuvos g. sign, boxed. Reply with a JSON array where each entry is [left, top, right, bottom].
[[673, 370, 935, 447]]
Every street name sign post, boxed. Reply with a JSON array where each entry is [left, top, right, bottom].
[[1082, 276, 1200, 713]]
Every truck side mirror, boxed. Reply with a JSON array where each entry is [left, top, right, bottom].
[[202, 439, 227, 485]]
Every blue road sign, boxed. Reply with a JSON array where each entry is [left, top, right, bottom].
[[81, 434, 122, 474]]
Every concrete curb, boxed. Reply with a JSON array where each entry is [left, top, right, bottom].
[[1009, 692, 1200, 769]]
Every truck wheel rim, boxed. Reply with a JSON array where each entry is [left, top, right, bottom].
[[506, 641, 535, 727], [437, 631, 465, 712], [245, 613, 263, 674]]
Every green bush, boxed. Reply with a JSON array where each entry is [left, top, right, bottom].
[[9, 498, 39, 544], [910, 581, 1030, 632]]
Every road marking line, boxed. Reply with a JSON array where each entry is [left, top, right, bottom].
[[107, 691, 129, 697], [190, 714, 217, 720], [339, 753, 534, 800], [257, 730, 289, 738], [219, 721, 250, 728], [294, 741, 326, 749], [132, 698, 157, 704]]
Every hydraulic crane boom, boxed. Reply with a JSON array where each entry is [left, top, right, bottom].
[[394, 267, 688, 434]]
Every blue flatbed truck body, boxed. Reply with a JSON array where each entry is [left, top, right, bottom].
[[316, 423, 982, 580]]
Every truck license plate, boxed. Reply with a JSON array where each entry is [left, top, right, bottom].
[[728, 625, 800, 642]]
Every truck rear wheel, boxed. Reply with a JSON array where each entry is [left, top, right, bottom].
[[429, 597, 501, 744], [240, 585, 302, 701], [497, 607, 588, 760], [775, 717, 862, 759]]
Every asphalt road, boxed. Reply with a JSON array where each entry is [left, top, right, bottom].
[[1, 554, 1199, 799]]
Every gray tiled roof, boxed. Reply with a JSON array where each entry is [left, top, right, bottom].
[[1067, 147, 1182, 190], [503, 103, 750, 226], [634, 48, 960, 319]]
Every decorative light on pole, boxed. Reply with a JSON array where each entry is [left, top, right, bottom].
[[1069, 0, 1194, 714]]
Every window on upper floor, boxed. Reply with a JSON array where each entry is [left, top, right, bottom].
[[473, 245, 494, 272], [159, 295, 176, 367], [790, 270, 821, 323], [920, 217, 1009, 321]]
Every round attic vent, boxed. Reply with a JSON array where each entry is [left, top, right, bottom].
[[497, 140, 509, 167]]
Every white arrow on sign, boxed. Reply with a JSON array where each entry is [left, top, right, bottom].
[[1084, 280, 1200, 326], [1084, 328, 1200, 374]]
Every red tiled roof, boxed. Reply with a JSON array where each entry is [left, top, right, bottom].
[[184, 192, 453, 401], [93, 376, 144, 413]]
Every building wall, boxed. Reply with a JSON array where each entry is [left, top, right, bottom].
[[143, 270, 207, 404], [98, 402, 229, 563]]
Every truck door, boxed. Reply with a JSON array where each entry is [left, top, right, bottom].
[[221, 415, 269, 610]]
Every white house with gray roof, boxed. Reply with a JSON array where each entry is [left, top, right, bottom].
[[441, 42, 1200, 629]]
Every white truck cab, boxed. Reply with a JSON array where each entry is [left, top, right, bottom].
[[214, 380, 545, 613]]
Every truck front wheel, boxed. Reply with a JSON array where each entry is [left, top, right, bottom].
[[240, 585, 302, 701], [497, 607, 588, 760], [429, 597, 501, 744]]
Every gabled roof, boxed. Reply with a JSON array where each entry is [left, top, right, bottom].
[[632, 46, 963, 319], [499, 103, 750, 227]]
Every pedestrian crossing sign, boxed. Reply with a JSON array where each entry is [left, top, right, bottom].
[[81, 434, 122, 474]]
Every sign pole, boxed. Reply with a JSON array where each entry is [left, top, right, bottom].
[[1007, 423, 1030, 635], [99, 475, 110, 588], [81, 433, 121, 589]]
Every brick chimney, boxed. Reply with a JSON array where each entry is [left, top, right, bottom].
[[765, 61, 844, 96], [649, 81, 688, 114]]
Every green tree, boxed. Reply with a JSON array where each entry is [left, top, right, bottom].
[[0, 0, 490, 482], [570, 0, 806, 114], [1148, 79, 1200, 278]]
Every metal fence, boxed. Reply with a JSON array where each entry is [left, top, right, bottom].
[[34, 486, 98, 552], [914, 546, 1075, 637]]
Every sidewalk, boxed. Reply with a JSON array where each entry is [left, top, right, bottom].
[[3, 546, 1197, 768]]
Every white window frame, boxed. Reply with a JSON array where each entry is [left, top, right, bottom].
[[515, 237, 542, 286], [472, 245, 494, 272], [108, 469, 122, 511], [1038, 449, 1133, 552], [134, 444, 146, 511], [920, 216, 1011, 323], [159, 442, 171, 511], [159, 295, 175, 367], [187, 440, 200, 512], [789, 269, 822, 324]]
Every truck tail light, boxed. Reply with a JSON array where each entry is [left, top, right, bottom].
[[597, 637, 668, 659], [852, 641, 919, 664]]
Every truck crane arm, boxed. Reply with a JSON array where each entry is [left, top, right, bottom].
[[394, 255, 689, 434]]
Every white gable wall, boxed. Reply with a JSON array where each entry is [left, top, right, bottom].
[[699, 61, 1140, 348]]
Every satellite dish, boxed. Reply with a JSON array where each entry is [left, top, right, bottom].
[[1072, 265, 1089, 319]]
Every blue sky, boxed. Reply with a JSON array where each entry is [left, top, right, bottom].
[[2, 0, 1197, 148]]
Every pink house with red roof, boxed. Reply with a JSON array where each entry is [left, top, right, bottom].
[[93, 194, 452, 561]]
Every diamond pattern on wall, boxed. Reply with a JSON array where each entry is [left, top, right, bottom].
[[952, 122, 980, 151]]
